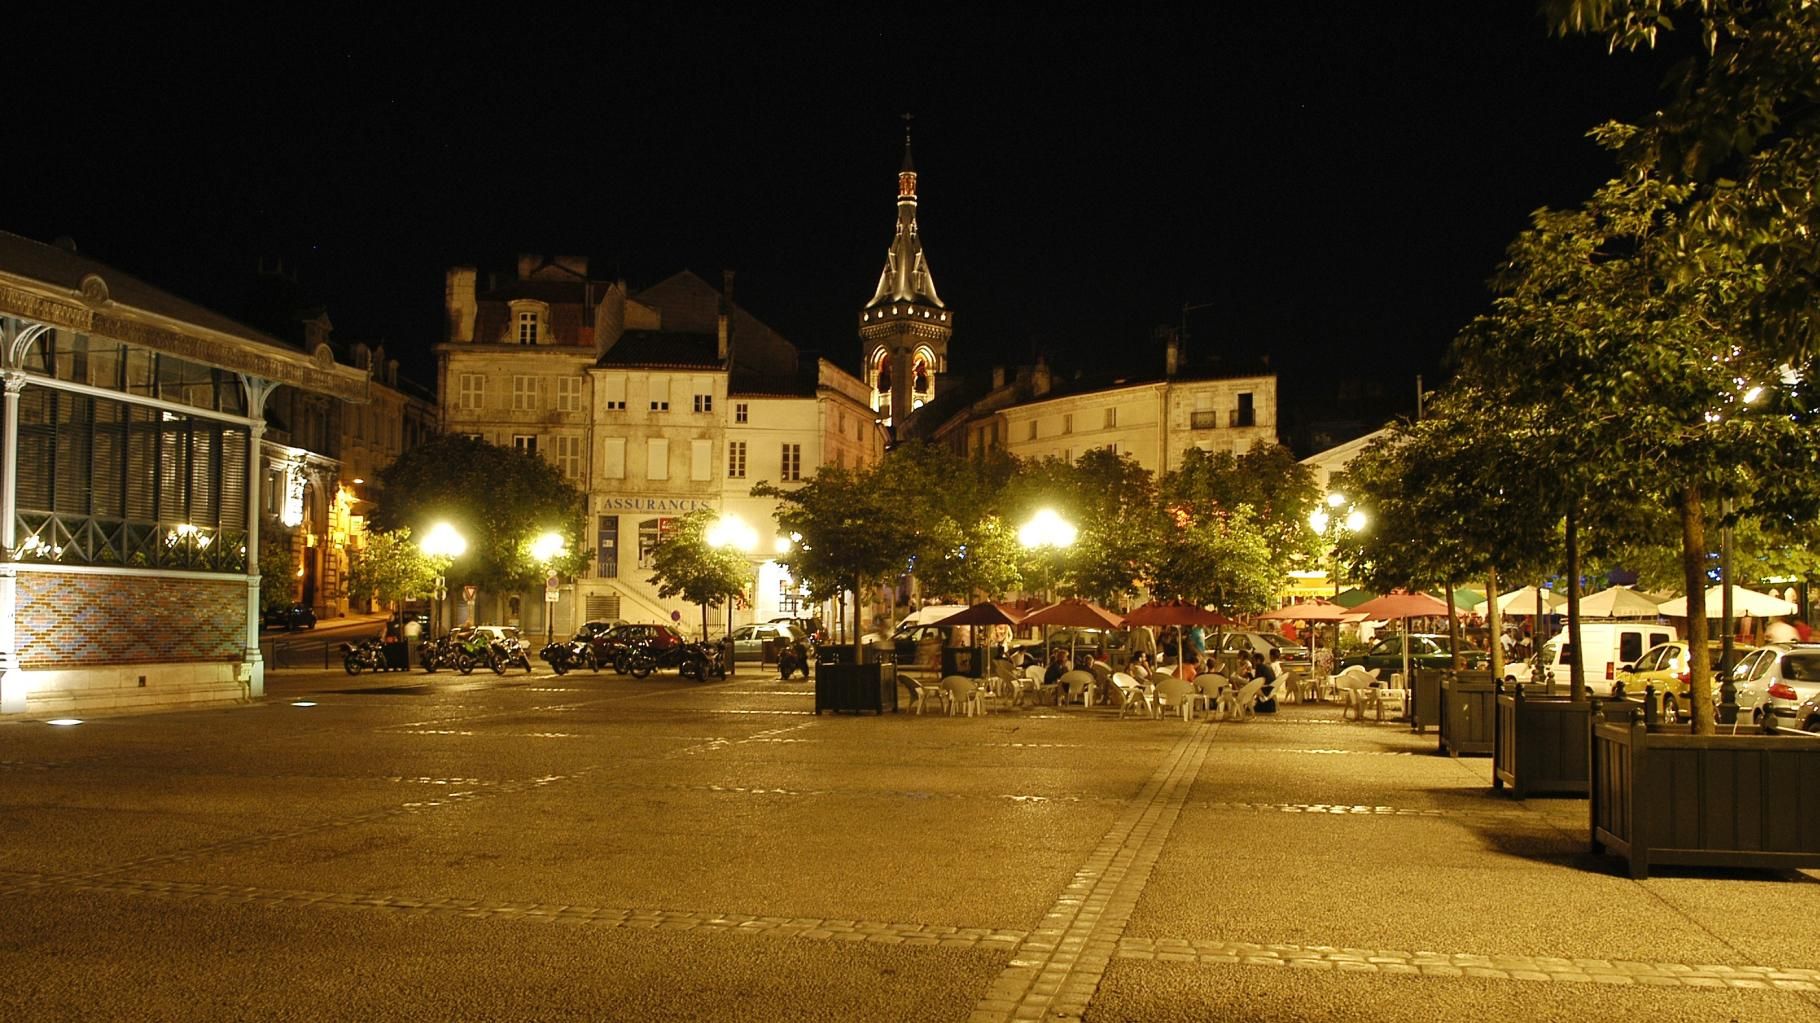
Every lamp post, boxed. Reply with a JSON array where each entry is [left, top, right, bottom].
[[419, 522, 466, 639], [708, 514, 757, 678], [531, 530, 566, 647], [1308, 493, 1367, 596], [1019, 509, 1076, 660]]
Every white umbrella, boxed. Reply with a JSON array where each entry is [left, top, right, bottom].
[[1657, 585, 1797, 618], [1578, 585, 1664, 619], [1494, 585, 1566, 614]]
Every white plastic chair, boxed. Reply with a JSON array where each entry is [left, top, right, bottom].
[[1155, 676, 1209, 722], [903, 674, 945, 716], [1331, 666, 1379, 721], [941, 675, 984, 717], [1059, 669, 1096, 708], [1216, 677, 1266, 721], [1109, 672, 1154, 719]]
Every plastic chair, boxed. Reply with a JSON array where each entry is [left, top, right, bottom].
[[941, 675, 984, 717], [903, 674, 947, 716], [1059, 669, 1096, 708], [1109, 672, 1154, 719], [1155, 676, 1209, 722], [1331, 667, 1380, 720], [1216, 677, 1266, 721]]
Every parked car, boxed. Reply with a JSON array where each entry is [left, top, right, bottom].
[[1339, 633, 1488, 676], [1615, 640, 1756, 721], [262, 603, 316, 630], [730, 622, 808, 662], [1792, 688, 1820, 733], [1216, 630, 1310, 667], [1511, 622, 1679, 687], [1726, 643, 1820, 726], [1008, 627, 1127, 661], [581, 622, 685, 672]]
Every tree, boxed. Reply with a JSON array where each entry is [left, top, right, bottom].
[[1146, 503, 1277, 613], [756, 464, 919, 644], [347, 528, 441, 621], [259, 516, 298, 614], [913, 513, 1024, 606], [646, 509, 756, 641], [369, 435, 590, 594]]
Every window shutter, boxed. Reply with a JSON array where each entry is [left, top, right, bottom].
[[602, 437, 626, 479], [647, 438, 669, 480], [691, 439, 711, 480]]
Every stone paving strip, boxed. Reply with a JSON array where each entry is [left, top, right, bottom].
[[971, 709, 1222, 1023], [1111, 937, 1820, 991], [1192, 800, 1547, 823], [0, 868, 1029, 950], [1255, 747, 1418, 757], [3, 865, 1813, 998]]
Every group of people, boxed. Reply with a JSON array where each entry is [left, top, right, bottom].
[[1026, 644, 1283, 713]]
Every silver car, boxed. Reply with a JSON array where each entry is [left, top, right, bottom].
[[1728, 643, 1820, 726], [730, 622, 807, 662]]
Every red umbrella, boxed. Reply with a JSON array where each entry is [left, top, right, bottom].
[[1349, 591, 1452, 684], [1021, 598, 1126, 665], [1256, 600, 1351, 622], [930, 602, 1028, 627], [1123, 599, 1234, 669]]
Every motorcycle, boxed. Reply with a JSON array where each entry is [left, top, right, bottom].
[[621, 638, 692, 679], [678, 640, 726, 682], [489, 632, 533, 674], [447, 629, 500, 675], [540, 634, 598, 676], [340, 638, 388, 675], [419, 634, 460, 673]]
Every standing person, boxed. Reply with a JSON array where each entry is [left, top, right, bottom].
[[1738, 611, 1755, 644]]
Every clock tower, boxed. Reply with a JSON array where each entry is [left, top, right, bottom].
[[859, 120, 951, 442]]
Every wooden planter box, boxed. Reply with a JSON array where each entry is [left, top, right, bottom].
[[1493, 684, 1641, 798], [1438, 671, 1496, 756], [1590, 711, 1820, 878], [814, 662, 899, 714]]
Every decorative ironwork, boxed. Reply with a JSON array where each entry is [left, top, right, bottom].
[[14, 511, 247, 573]]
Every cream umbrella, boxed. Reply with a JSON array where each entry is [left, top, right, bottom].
[[1657, 586, 1797, 618], [1578, 585, 1664, 619]]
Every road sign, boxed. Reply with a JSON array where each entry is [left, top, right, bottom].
[[462, 584, 477, 603], [671, 610, 682, 623], [545, 574, 560, 603]]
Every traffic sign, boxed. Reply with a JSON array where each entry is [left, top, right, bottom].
[[545, 574, 560, 603], [462, 584, 477, 603]]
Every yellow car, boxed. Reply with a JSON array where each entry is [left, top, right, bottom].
[[1615, 640, 1754, 721]]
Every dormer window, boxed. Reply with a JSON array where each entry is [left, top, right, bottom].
[[507, 300, 550, 345]]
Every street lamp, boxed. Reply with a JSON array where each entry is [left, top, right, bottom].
[[419, 522, 467, 638], [1309, 494, 1366, 595], [708, 514, 757, 678], [531, 530, 566, 646], [1019, 508, 1076, 601]]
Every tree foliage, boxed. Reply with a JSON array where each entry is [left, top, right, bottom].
[[347, 527, 441, 617], [756, 465, 919, 642], [646, 508, 756, 639], [258, 516, 297, 613], [369, 435, 590, 592]]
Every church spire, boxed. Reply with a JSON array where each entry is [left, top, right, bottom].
[[860, 116, 953, 441]]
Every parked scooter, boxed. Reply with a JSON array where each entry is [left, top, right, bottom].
[[340, 638, 389, 676], [678, 640, 726, 682], [489, 630, 533, 674], [540, 634, 598, 676]]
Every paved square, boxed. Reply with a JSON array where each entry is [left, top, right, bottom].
[[3, 668, 1818, 1021]]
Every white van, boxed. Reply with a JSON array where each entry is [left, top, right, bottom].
[[895, 605, 971, 630], [1512, 622, 1680, 689]]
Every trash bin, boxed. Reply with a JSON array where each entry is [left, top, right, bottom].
[[383, 641, 409, 671]]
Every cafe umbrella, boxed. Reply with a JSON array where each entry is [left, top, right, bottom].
[[1348, 590, 1453, 687], [1020, 597, 1127, 664], [1123, 599, 1236, 670]]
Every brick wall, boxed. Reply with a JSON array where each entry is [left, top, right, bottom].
[[17, 572, 245, 667]]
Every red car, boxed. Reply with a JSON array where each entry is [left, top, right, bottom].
[[579, 621, 684, 673]]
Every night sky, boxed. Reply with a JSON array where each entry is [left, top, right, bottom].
[[12, 6, 1673, 449]]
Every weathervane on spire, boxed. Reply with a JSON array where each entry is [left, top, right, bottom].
[[898, 112, 917, 195]]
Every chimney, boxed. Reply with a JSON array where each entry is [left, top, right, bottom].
[[717, 270, 735, 364], [1032, 357, 1052, 398], [445, 267, 477, 343], [516, 254, 542, 280], [991, 366, 1005, 390], [1165, 331, 1181, 376], [596, 281, 627, 358]]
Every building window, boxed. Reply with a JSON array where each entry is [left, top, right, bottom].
[[780, 443, 802, 481], [1233, 392, 1256, 428], [728, 440, 746, 479], [1104, 407, 1117, 428], [647, 438, 669, 480], [735, 402, 748, 424], [693, 393, 713, 414], [517, 311, 539, 345], [597, 515, 619, 578], [1063, 413, 1073, 435], [512, 375, 537, 411], [458, 374, 484, 410], [1027, 420, 1037, 441], [555, 435, 582, 479], [555, 376, 582, 412], [513, 434, 538, 455], [637, 518, 662, 569], [649, 377, 670, 412], [602, 436, 626, 479], [604, 375, 627, 411]]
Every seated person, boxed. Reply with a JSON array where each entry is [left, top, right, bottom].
[[1043, 648, 1069, 687]]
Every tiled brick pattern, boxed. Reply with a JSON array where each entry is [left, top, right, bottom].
[[16, 571, 244, 666]]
